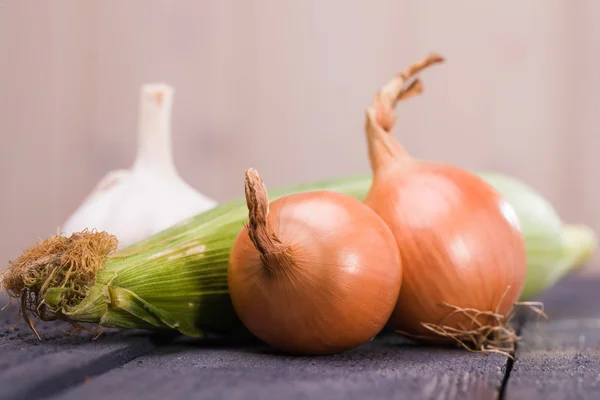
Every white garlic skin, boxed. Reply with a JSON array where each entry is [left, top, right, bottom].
[[61, 83, 217, 249]]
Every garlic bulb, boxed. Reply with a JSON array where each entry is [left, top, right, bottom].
[[61, 83, 217, 249]]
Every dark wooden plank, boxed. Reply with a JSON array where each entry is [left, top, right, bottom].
[[52, 334, 507, 400], [505, 275, 600, 400], [0, 295, 158, 400]]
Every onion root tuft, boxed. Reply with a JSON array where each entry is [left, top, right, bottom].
[[397, 299, 548, 359]]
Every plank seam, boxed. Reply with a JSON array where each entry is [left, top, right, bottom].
[[497, 319, 524, 400]]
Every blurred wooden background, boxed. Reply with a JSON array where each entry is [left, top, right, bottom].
[[1, 1, 598, 272]]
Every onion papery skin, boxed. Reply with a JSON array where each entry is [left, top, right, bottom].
[[365, 163, 527, 341], [228, 177, 403, 356], [362, 53, 528, 345]]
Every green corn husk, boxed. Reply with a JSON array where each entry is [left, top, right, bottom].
[[3, 171, 596, 338]]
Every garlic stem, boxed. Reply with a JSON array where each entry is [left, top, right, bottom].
[[133, 83, 177, 176]]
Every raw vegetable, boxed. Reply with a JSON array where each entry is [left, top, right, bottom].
[[1, 175, 374, 339], [362, 53, 528, 354], [61, 83, 217, 249], [477, 171, 597, 300], [560, 224, 597, 271], [228, 169, 402, 355], [1, 169, 594, 340]]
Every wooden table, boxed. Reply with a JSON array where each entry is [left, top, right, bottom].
[[1, 274, 599, 400]]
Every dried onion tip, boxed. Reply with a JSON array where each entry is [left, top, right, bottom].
[[228, 168, 403, 355], [363, 54, 528, 355]]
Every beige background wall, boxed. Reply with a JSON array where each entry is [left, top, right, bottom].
[[1, 1, 598, 272]]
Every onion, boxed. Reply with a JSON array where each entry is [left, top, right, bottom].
[[362, 54, 528, 354], [227, 168, 403, 355]]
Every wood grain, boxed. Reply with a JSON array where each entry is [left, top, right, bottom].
[[52, 335, 507, 400], [505, 275, 600, 399], [0, 294, 507, 400], [0, 297, 158, 400]]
